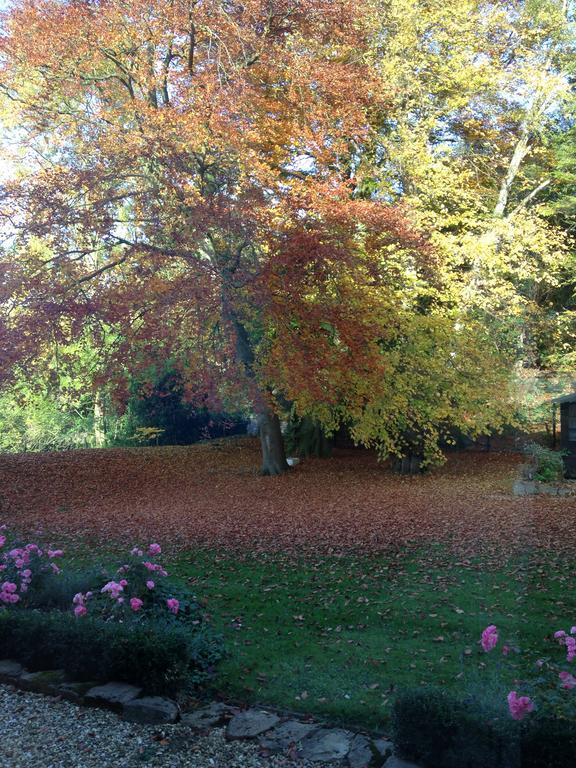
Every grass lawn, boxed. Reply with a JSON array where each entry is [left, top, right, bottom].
[[175, 548, 574, 731], [1, 438, 575, 730]]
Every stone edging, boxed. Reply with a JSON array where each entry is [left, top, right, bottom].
[[0, 659, 420, 768], [512, 463, 576, 497]]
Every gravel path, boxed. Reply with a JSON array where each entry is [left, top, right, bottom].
[[0, 685, 333, 768]]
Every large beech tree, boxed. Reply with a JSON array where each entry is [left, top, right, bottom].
[[0, 0, 513, 472]]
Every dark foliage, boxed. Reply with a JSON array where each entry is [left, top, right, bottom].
[[392, 688, 520, 768], [0, 609, 223, 695]]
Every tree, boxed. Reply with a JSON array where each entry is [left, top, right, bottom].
[[0, 0, 433, 473], [363, 0, 576, 376]]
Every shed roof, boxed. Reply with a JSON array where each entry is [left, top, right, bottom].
[[551, 392, 576, 405]]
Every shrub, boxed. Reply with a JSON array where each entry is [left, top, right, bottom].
[[0, 609, 223, 695], [392, 687, 520, 768], [521, 715, 576, 767], [0, 529, 224, 695], [24, 568, 103, 611], [525, 443, 566, 482], [392, 687, 576, 768]]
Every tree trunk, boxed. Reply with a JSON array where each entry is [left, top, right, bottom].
[[258, 408, 289, 476], [221, 296, 290, 475]]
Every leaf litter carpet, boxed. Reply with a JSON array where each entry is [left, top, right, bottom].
[[0, 439, 573, 557]]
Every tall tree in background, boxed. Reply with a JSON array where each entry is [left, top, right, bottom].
[[364, 0, 575, 373], [0, 0, 526, 470]]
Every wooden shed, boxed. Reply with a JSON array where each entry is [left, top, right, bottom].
[[552, 392, 576, 478]]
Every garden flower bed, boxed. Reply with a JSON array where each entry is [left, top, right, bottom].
[[0, 527, 223, 697]]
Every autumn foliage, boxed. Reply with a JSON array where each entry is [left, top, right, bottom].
[[0, 0, 518, 469]]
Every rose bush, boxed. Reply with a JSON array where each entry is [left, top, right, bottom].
[[0, 526, 223, 695]]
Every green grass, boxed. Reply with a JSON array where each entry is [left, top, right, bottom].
[[170, 547, 575, 731]]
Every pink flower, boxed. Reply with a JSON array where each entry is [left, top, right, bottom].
[[559, 671, 576, 689], [146, 580, 155, 590], [21, 569, 32, 578], [47, 549, 63, 558], [148, 543, 161, 556], [14, 559, 24, 569], [72, 592, 84, 606], [101, 581, 124, 599], [507, 691, 534, 721], [74, 605, 87, 617], [0, 591, 20, 604], [566, 637, 576, 662], [119, 579, 128, 587], [571, 627, 576, 635], [130, 597, 143, 611], [166, 598, 179, 615], [554, 630, 567, 640], [50, 563, 61, 574], [0, 535, 5, 548], [481, 625, 498, 652], [502, 645, 510, 656], [130, 547, 143, 557], [2, 582, 17, 593]]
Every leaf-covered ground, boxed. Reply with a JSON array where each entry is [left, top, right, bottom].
[[0, 438, 573, 558], [1, 440, 575, 729]]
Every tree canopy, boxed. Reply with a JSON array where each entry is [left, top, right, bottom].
[[1, 0, 574, 470]]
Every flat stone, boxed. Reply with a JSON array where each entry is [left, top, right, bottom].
[[373, 739, 394, 760], [181, 702, 238, 729], [0, 660, 24, 684], [513, 480, 536, 496], [85, 682, 142, 710], [384, 756, 422, 768], [259, 720, 319, 753], [348, 734, 385, 768], [226, 709, 280, 740], [298, 728, 354, 762], [18, 670, 67, 694], [123, 696, 179, 724], [57, 681, 97, 704]]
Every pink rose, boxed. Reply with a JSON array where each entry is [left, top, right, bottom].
[[130, 597, 143, 611], [47, 549, 63, 558], [2, 582, 17, 593], [119, 579, 128, 587], [74, 605, 87, 617], [148, 543, 161, 556], [554, 630, 567, 640], [507, 691, 534, 721], [130, 547, 143, 557], [481, 625, 498, 652], [166, 598, 180, 615], [559, 671, 576, 690], [146, 580, 155, 590]]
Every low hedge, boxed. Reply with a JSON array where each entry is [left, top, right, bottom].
[[393, 688, 576, 768], [0, 609, 223, 696]]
